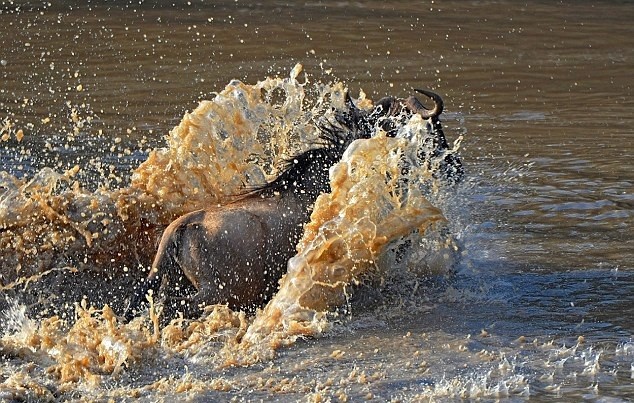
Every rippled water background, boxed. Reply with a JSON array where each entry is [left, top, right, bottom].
[[1, 0, 632, 400]]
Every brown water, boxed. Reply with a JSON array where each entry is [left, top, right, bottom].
[[1, 1, 633, 401]]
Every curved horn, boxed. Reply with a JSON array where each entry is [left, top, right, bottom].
[[405, 88, 444, 119]]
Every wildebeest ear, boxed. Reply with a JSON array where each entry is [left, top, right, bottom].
[[344, 91, 360, 113], [340, 90, 364, 129]]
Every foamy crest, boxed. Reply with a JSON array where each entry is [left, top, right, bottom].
[[0, 297, 37, 341], [1, 300, 159, 390], [416, 372, 530, 399]]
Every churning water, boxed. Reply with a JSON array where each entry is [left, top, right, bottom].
[[1, 1, 632, 401]]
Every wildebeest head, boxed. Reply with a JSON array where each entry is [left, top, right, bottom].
[[369, 88, 444, 136], [339, 88, 462, 184]]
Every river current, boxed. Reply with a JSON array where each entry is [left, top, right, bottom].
[[1, 1, 632, 401]]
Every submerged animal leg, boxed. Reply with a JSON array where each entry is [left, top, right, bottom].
[[123, 216, 194, 321]]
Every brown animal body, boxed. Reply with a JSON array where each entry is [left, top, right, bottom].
[[123, 89, 455, 321], [144, 193, 309, 318]]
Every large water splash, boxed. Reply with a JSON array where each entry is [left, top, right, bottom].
[[0, 65, 460, 389]]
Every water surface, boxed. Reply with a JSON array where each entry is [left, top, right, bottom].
[[1, 1, 632, 400]]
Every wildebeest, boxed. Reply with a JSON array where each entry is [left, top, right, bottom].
[[123, 89, 459, 321]]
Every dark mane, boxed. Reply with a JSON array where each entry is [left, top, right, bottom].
[[238, 87, 459, 200], [241, 92, 389, 200], [248, 117, 357, 199]]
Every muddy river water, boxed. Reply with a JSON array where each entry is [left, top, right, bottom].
[[0, 1, 632, 401]]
